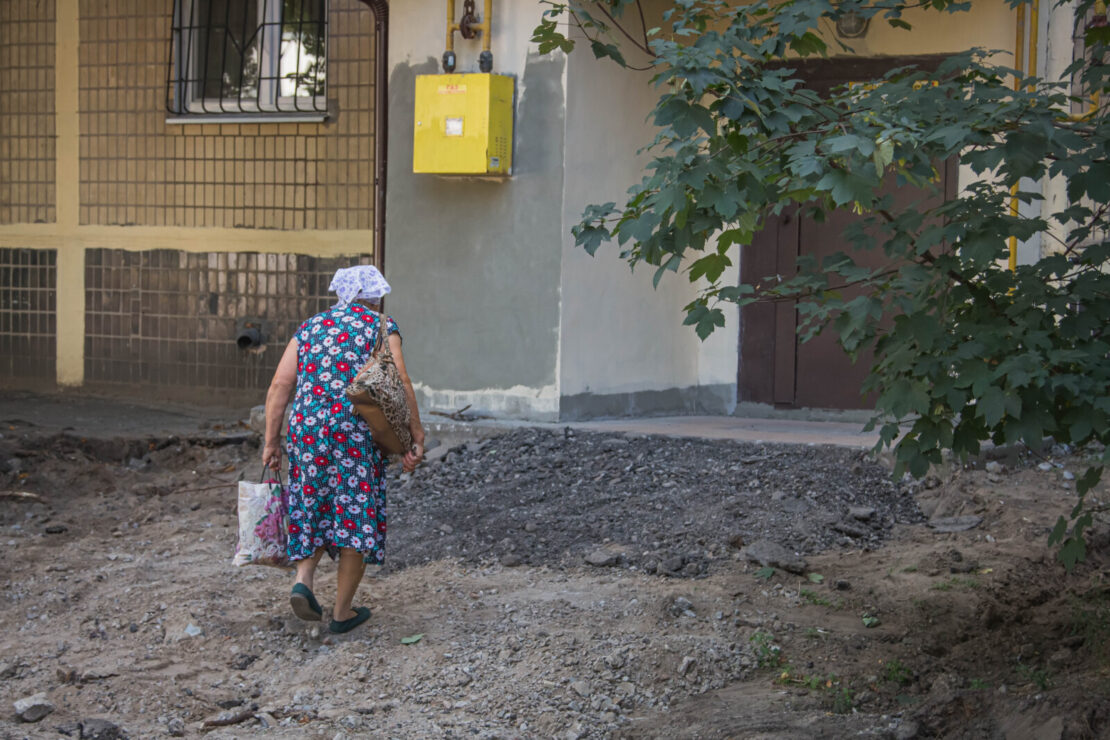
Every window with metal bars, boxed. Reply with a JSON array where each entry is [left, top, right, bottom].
[[167, 0, 328, 118]]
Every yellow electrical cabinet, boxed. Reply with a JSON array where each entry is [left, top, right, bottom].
[[413, 73, 514, 176]]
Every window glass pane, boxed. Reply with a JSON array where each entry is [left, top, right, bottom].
[[279, 0, 327, 98], [196, 0, 262, 101]]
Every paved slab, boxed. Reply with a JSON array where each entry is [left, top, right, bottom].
[[566, 415, 880, 449], [0, 390, 880, 449], [0, 390, 248, 440]]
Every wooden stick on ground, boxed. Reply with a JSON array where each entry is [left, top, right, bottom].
[[0, 490, 42, 501], [202, 708, 258, 728]]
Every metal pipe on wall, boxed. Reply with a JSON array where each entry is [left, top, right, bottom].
[[361, 0, 389, 275], [477, 0, 493, 70], [443, 0, 493, 71], [446, 0, 457, 53], [478, 0, 493, 52]]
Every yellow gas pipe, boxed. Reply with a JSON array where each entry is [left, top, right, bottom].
[[444, 0, 494, 71], [446, 0, 458, 58]]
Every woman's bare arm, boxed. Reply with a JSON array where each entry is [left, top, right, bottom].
[[388, 333, 425, 472], [262, 338, 298, 470]]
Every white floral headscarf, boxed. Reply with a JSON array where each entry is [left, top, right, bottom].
[[328, 265, 391, 306]]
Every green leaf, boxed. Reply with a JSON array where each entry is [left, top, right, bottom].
[[755, 566, 776, 580], [688, 253, 732, 283], [807, 573, 825, 584], [1058, 537, 1087, 573], [574, 225, 611, 256], [589, 39, 627, 67], [1047, 515, 1068, 547], [1076, 466, 1103, 497], [861, 615, 881, 628], [976, 387, 1007, 428], [693, 307, 725, 340], [400, 633, 424, 645]]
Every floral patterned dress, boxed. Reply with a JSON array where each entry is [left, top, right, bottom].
[[285, 302, 400, 564]]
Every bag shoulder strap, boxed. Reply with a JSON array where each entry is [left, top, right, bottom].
[[372, 311, 393, 359]]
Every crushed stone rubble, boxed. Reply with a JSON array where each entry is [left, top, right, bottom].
[[387, 428, 923, 576]]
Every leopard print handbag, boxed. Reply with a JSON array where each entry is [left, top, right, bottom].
[[345, 313, 413, 458]]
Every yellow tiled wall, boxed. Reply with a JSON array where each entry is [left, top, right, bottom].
[[0, 0, 57, 225], [84, 249, 373, 400], [77, 0, 375, 230]]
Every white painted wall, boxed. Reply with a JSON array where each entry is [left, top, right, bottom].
[[558, 38, 718, 405]]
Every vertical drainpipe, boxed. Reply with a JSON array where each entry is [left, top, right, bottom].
[[361, 0, 389, 274]]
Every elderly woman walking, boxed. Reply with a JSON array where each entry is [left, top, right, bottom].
[[262, 265, 424, 634]]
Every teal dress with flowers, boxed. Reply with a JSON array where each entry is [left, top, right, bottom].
[[285, 303, 400, 564]]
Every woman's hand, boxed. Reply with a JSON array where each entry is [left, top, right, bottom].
[[402, 441, 424, 474], [262, 442, 283, 471]]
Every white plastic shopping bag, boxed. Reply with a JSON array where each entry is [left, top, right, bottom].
[[233, 475, 291, 568]]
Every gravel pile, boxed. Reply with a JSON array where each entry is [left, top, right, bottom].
[[387, 429, 923, 577]]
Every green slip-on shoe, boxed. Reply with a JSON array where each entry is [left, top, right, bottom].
[[329, 606, 371, 634], [290, 583, 323, 622]]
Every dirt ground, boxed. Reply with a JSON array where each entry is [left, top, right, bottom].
[[1, 418, 1109, 739]]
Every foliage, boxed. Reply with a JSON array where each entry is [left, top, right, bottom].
[[799, 587, 838, 608], [1016, 662, 1053, 691], [749, 630, 783, 668], [533, 0, 1110, 569], [882, 658, 912, 685], [1069, 589, 1110, 665]]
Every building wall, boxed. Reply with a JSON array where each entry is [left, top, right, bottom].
[[0, 2, 59, 386], [78, 0, 375, 230], [0, 0, 57, 226], [0, 0, 1067, 416], [558, 33, 738, 420], [824, 1, 1015, 59], [0, 248, 57, 385], [385, 0, 566, 420], [0, 0, 381, 405], [82, 249, 374, 402]]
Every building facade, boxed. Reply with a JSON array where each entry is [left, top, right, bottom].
[[0, 0, 1083, 418]]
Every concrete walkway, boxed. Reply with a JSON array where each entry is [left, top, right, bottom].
[[0, 390, 249, 440], [0, 390, 880, 449], [567, 415, 880, 449]]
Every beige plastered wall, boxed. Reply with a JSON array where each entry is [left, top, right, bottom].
[[818, 1, 1014, 59], [559, 28, 738, 411], [0, 0, 375, 389]]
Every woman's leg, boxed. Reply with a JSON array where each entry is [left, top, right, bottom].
[[294, 547, 326, 589], [333, 548, 366, 621]]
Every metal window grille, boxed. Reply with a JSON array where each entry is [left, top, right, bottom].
[[166, 0, 328, 115], [85, 249, 373, 395], [0, 247, 57, 382]]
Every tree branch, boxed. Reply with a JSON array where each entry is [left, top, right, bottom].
[[585, 1, 656, 59]]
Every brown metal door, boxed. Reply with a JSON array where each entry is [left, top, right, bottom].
[[738, 56, 954, 410], [739, 207, 799, 406]]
